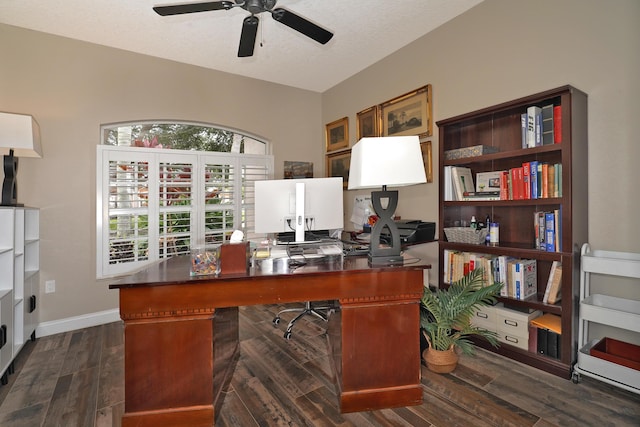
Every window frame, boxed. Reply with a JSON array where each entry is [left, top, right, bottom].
[[96, 137, 273, 279]]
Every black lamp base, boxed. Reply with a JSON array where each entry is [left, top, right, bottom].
[[368, 188, 403, 266], [1, 150, 19, 206]]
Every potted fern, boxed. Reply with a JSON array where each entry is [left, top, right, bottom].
[[420, 268, 502, 373]]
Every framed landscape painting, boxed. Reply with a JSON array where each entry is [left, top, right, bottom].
[[325, 117, 349, 152], [380, 84, 432, 137], [326, 150, 351, 189], [356, 106, 379, 140]]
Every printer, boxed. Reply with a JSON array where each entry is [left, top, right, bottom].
[[382, 220, 436, 244]]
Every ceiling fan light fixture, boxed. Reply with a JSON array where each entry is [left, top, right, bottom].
[[153, 0, 333, 57]]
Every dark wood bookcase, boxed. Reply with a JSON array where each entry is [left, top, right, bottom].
[[436, 86, 588, 378]]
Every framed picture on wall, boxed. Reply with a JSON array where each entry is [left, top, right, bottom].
[[284, 161, 313, 179], [326, 150, 351, 189], [356, 106, 379, 140], [325, 117, 349, 152], [380, 84, 432, 137], [419, 135, 433, 183]]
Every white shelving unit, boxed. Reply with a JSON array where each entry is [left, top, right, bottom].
[[572, 243, 640, 393], [0, 207, 39, 385]]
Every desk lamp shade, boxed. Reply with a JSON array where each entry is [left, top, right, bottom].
[[0, 112, 42, 206], [348, 136, 426, 265]]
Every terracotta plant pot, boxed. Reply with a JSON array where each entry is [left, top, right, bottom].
[[423, 345, 459, 373]]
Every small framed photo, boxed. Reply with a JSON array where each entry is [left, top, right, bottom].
[[326, 150, 351, 189], [284, 161, 313, 179], [356, 106, 379, 140], [325, 117, 349, 152], [419, 135, 433, 183], [380, 84, 432, 137]]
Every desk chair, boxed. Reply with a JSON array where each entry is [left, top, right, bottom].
[[273, 301, 333, 340]]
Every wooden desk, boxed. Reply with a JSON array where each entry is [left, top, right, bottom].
[[110, 254, 429, 427]]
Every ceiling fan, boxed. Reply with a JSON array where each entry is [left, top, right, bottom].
[[153, 1, 334, 57]]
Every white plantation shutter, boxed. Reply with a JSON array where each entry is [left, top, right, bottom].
[[97, 146, 272, 278]]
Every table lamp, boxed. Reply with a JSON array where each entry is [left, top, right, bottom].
[[0, 112, 42, 206], [348, 136, 426, 265]]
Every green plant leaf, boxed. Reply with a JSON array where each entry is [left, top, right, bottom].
[[421, 268, 502, 355]]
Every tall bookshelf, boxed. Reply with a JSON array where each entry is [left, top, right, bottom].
[[436, 86, 588, 378], [0, 207, 39, 385]]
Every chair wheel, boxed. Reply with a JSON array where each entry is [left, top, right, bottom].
[[273, 317, 280, 326], [284, 331, 292, 340]]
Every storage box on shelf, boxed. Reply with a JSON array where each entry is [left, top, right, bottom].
[[437, 86, 588, 378], [573, 243, 640, 394]]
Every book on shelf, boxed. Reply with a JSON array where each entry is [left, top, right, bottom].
[[515, 259, 537, 300], [542, 261, 562, 304], [548, 164, 556, 198], [529, 160, 539, 199], [554, 207, 562, 252], [526, 106, 542, 148], [530, 313, 562, 359], [444, 166, 453, 201], [545, 212, 556, 252], [541, 163, 549, 198], [522, 162, 531, 199], [521, 113, 528, 149], [510, 166, 525, 200], [451, 166, 474, 200], [462, 191, 501, 201], [553, 105, 562, 143], [556, 164, 560, 197], [541, 104, 555, 145], [536, 162, 543, 198], [534, 211, 546, 250]]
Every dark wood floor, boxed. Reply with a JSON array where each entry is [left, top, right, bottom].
[[0, 303, 638, 427]]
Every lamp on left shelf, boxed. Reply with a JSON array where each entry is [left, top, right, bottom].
[[0, 112, 42, 206]]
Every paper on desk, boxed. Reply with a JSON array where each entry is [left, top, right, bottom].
[[350, 195, 372, 231]]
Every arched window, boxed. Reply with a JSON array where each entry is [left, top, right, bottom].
[[96, 121, 274, 278]]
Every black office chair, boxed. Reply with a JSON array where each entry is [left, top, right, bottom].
[[272, 301, 333, 340]]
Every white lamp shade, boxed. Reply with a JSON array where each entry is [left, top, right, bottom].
[[348, 136, 426, 190], [0, 112, 43, 158]]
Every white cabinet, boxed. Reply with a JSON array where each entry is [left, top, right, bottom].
[[0, 207, 39, 385], [573, 243, 640, 393]]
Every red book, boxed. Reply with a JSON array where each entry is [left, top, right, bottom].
[[500, 171, 510, 200], [553, 106, 562, 143], [522, 162, 531, 199], [511, 167, 525, 200]]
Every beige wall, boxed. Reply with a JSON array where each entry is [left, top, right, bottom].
[[324, 0, 640, 294], [1, 24, 325, 324], [1, 0, 639, 332]]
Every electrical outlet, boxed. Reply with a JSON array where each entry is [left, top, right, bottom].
[[45, 280, 56, 293]]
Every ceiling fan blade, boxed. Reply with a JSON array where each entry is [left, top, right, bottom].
[[271, 8, 333, 45], [238, 15, 259, 57], [153, 1, 234, 16]]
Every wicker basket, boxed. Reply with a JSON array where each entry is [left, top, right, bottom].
[[444, 227, 488, 244]]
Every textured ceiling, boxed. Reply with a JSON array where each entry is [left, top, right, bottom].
[[0, 0, 483, 92]]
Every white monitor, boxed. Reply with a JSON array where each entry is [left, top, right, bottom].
[[254, 177, 344, 243]]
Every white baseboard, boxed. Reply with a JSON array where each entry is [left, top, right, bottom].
[[35, 309, 121, 338]]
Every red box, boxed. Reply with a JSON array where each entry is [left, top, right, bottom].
[[590, 337, 640, 371]]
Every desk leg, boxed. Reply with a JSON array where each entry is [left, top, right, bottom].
[[122, 307, 239, 427], [328, 299, 422, 413]]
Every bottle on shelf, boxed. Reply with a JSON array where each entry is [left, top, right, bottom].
[[470, 215, 477, 230], [490, 222, 499, 246]]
